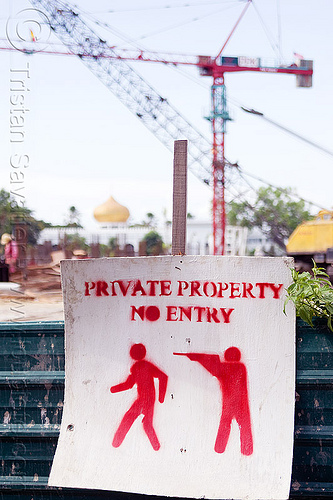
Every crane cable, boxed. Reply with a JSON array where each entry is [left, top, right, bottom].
[[276, 0, 283, 63], [76, 2, 241, 49], [251, 0, 284, 63], [92, 1, 241, 15], [127, 4, 238, 44], [241, 106, 333, 159]]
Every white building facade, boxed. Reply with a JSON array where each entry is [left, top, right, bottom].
[[39, 220, 249, 256]]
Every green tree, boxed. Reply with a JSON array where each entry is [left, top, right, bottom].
[[108, 237, 119, 256], [99, 244, 110, 257], [227, 187, 312, 251], [141, 212, 156, 228], [64, 233, 88, 252], [65, 206, 82, 228], [142, 230, 164, 256], [0, 188, 46, 245], [129, 212, 159, 229]]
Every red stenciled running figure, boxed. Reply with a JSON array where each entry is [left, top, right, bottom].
[[174, 346, 253, 455], [110, 343, 168, 451]]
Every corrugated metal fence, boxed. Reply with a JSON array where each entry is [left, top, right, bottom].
[[0, 319, 332, 499]]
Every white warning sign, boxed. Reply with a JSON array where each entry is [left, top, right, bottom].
[[49, 255, 295, 500]]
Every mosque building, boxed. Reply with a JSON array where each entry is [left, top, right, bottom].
[[38, 195, 252, 256], [39, 195, 169, 254]]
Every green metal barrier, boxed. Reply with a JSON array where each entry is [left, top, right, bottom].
[[0, 322, 64, 499], [0, 319, 332, 499], [291, 319, 333, 497]]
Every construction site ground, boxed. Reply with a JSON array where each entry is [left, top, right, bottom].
[[0, 262, 64, 322]]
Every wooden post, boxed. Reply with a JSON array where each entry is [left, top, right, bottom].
[[172, 140, 188, 255]]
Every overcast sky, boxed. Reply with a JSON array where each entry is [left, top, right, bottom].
[[1, 0, 332, 231]]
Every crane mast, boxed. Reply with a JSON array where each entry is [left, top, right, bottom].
[[28, 0, 313, 255], [206, 77, 231, 256]]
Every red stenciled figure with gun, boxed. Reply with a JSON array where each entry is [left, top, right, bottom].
[[174, 346, 253, 455]]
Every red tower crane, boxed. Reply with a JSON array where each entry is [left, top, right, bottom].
[[22, 0, 312, 254]]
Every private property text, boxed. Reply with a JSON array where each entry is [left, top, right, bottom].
[[83, 279, 284, 324]]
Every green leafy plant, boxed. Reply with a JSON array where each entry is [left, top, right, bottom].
[[284, 263, 333, 331]]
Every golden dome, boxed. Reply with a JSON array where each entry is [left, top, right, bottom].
[[93, 196, 130, 223]]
